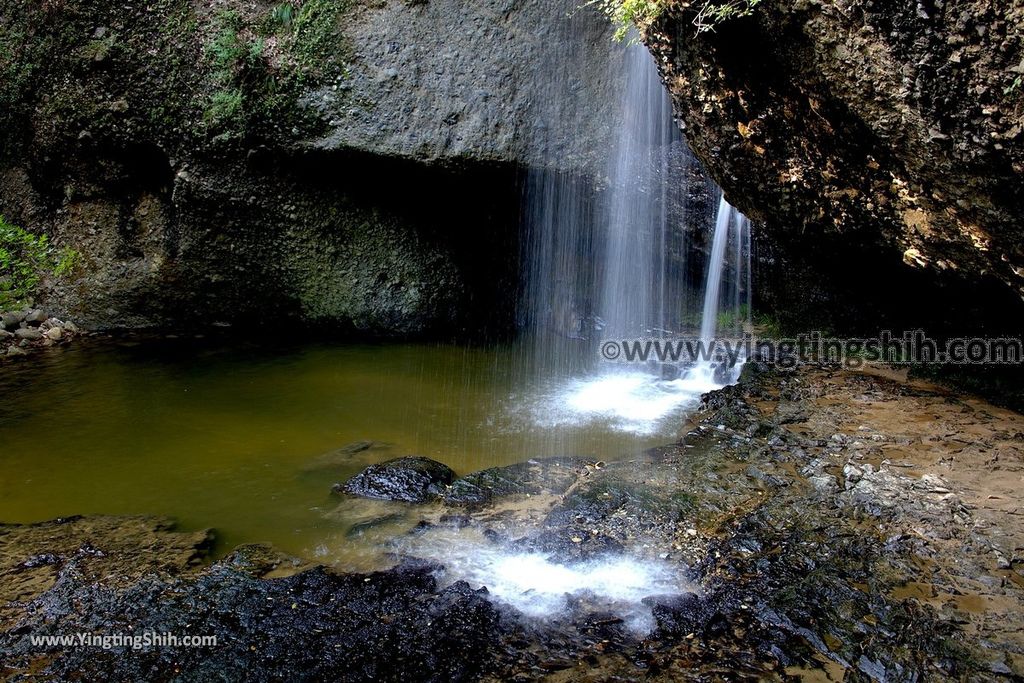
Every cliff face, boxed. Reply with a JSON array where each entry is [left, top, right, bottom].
[[0, 0, 619, 333], [645, 0, 1024, 332]]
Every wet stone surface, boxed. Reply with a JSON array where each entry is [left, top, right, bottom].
[[335, 455, 456, 503]]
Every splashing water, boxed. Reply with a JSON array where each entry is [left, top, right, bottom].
[[400, 530, 695, 633], [525, 371, 724, 436]]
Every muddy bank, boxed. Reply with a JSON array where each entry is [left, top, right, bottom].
[[3, 363, 1024, 680]]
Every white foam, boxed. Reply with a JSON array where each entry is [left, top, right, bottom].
[[523, 369, 720, 436], [401, 532, 691, 633]]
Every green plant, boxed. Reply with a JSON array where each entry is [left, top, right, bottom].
[[754, 312, 784, 339], [588, 0, 761, 39], [269, 3, 296, 30], [53, 246, 82, 277], [1005, 75, 1022, 96], [585, 0, 663, 41], [205, 87, 244, 126], [287, 0, 352, 75], [716, 304, 750, 331], [0, 216, 79, 309], [202, 1, 352, 139], [204, 10, 272, 135], [693, 0, 762, 33]]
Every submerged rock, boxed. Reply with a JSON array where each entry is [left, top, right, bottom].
[[444, 457, 591, 506], [303, 440, 392, 471], [335, 456, 456, 503]]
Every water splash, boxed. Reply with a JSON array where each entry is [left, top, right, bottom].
[[524, 371, 721, 436], [399, 529, 694, 633]]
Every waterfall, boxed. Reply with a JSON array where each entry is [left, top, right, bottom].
[[693, 195, 752, 384], [516, 14, 752, 436], [700, 196, 751, 343], [599, 42, 682, 342], [699, 196, 734, 344], [520, 37, 697, 359]]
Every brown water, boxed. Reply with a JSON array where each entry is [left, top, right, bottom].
[[0, 338, 701, 565]]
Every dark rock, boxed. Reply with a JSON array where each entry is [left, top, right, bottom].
[[643, 592, 704, 636], [445, 457, 589, 506], [1, 311, 25, 330], [335, 456, 455, 503], [13, 328, 42, 341], [24, 309, 47, 325], [0, 552, 502, 682]]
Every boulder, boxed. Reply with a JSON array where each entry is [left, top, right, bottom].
[[14, 328, 42, 341], [335, 456, 455, 503], [1, 311, 25, 330]]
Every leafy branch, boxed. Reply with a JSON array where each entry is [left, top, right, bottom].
[[586, 0, 762, 40], [693, 0, 762, 33], [584, 0, 663, 42]]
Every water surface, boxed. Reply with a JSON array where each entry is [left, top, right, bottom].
[[0, 337, 708, 565]]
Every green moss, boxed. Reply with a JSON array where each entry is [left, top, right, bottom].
[[200, 1, 356, 141]]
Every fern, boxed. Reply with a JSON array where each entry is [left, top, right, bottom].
[[0, 216, 78, 309]]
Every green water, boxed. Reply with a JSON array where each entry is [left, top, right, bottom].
[[0, 338, 689, 566]]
